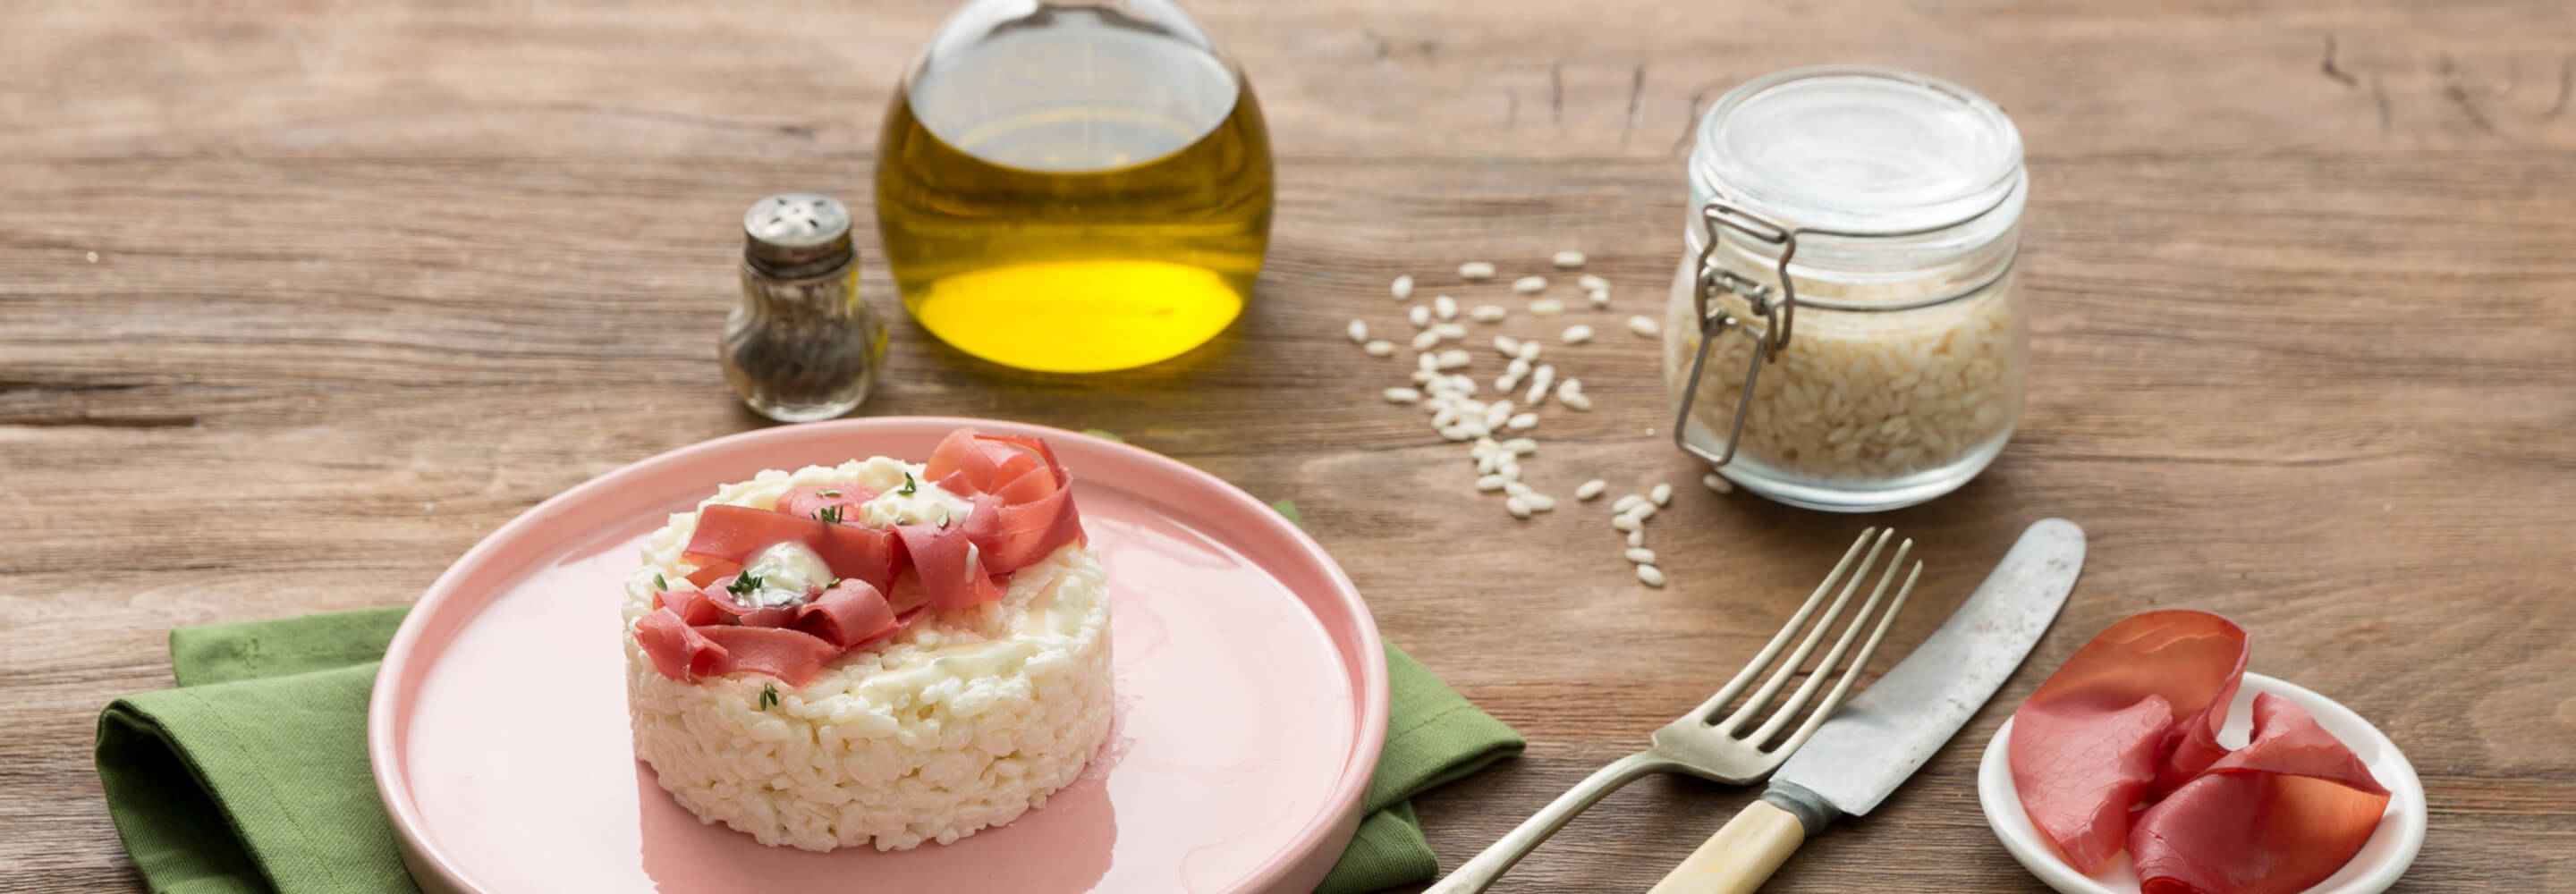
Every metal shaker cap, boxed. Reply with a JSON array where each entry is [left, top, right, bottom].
[[742, 193, 854, 277]]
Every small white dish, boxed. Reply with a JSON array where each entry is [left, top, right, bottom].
[[1978, 672, 2426, 894]]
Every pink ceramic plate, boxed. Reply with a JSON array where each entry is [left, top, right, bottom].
[[369, 417, 1388, 894]]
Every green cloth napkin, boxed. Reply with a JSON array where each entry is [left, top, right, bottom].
[[96, 607, 1521, 894]]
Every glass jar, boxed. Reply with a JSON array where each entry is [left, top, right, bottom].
[[876, 0, 1273, 373], [1663, 66, 2029, 512]]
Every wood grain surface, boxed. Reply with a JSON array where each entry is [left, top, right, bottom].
[[4, 0, 2573, 891]]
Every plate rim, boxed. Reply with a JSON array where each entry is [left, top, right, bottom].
[[367, 416, 1392, 893]]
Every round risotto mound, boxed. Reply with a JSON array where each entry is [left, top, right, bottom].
[[621, 458, 1113, 852]]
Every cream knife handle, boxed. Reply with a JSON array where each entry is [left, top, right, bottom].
[[1644, 799, 1808, 894]]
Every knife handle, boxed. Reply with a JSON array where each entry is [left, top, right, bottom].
[[1644, 799, 1808, 894]]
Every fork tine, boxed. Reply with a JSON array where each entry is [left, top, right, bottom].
[[1688, 527, 1880, 722], [1715, 528, 1892, 731], [1767, 559, 1921, 759], [1745, 539, 1911, 746]]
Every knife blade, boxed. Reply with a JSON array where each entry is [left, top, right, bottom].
[[1648, 518, 2085, 894]]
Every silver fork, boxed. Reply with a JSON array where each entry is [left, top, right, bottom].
[[1424, 528, 1922, 894]]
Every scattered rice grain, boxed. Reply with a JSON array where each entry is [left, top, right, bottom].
[[1561, 325, 1595, 344], [1623, 503, 1657, 521], [1364, 340, 1396, 357], [1383, 387, 1421, 404], [1470, 304, 1507, 323], [1574, 479, 1607, 501], [1411, 330, 1441, 350], [1612, 493, 1646, 513], [1701, 473, 1736, 494], [1505, 412, 1538, 430], [1625, 548, 1657, 565], [1409, 305, 1432, 328], [1626, 315, 1660, 337], [1476, 475, 1506, 493], [1578, 274, 1609, 291], [1512, 275, 1547, 294], [1636, 565, 1666, 587], [1650, 483, 1673, 507], [1627, 529, 1645, 547], [1529, 298, 1566, 316], [1345, 319, 1368, 344], [1434, 322, 1468, 339], [1501, 437, 1537, 455], [1392, 274, 1415, 300], [1551, 250, 1587, 269], [1587, 289, 1610, 308], [1492, 334, 1523, 357], [1612, 515, 1643, 533], [1434, 295, 1459, 321], [1504, 496, 1533, 519], [1517, 342, 1541, 361], [1459, 261, 1496, 281], [1436, 350, 1472, 370], [1560, 390, 1593, 411]]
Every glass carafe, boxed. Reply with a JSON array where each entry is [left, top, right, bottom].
[[877, 0, 1273, 373]]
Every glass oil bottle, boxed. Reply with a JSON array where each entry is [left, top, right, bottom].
[[876, 0, 1273, 373]]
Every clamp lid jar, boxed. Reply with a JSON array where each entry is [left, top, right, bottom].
[[1662, 65, 2029, 512]]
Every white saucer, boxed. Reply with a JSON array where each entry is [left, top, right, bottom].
[[1977, 672, 2427, 894]]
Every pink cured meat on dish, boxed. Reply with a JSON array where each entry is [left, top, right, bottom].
[[2009, 610, 2389, 894], [635, 428, 1086, 686]]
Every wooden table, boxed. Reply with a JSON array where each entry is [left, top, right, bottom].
[[5, 0, 2572, 890]]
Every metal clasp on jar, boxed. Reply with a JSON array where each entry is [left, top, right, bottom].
[[1671, 197, 2013, 468]]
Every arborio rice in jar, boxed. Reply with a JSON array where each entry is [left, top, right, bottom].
[[1661, 266, 2028, 484], [1665, 64, 2030, 511]]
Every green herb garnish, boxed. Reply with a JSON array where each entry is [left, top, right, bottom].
[[726, 573, 765, 596], [897, 472, 919, 496], [819, 489, 842, 497], [936, 508, 951, 528], [653, 573, 668, 591], [1080, 428, 1125, 443], [758, 683, 779, 711], [814, 505, 843, 524]]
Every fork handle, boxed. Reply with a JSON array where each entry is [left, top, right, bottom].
[[1643, 799, 1809, 894], [1422, 751, 1677, 894]]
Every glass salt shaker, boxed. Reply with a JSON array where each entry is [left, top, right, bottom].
[[1665, 66, 2030, 512], [722, 193, 886, 422]]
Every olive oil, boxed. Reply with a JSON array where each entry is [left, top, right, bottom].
[[876, 2, 1273, 373]]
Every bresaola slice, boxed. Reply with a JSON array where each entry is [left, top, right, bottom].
[[2130, 695, 2393, 894], [2010, 610, 2388, 894], [636, 427, 1085, 686]]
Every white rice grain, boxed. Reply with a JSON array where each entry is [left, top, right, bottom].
[[1517, 342, 1541, 361], [1575, 479, 1607, 501], [1459, 261, 1497, 281], [1409, 305, 1432, 328], [1384, 387, 1422, 404], [1492, 334, 1523, 357], [1528, 366, 1556, 407], [1650, 483, 1673, 506], [1434, 322, 1468, 339], [1411, 330, 1442, 350], [1702, 473, 1736, 494], [1636, 565, 1666, 587], [1613, 493, 1646, 513], [1418, 352, 1438, 373], [1588, 289, 1610, 308], [1345, 319, 1368, 344], [1529, 298, 1566, 316], [1626, 315, 1660, 337], [1476, 474, 1507, 493], [1561, 325, 1595, 345], [1504, 495, 1533, 519], [1436, 350, 1473, 370], [1612, 515, 1643, 533], [1434, 294, 1459, 321], [1393, 274, 1414, 300], [1627, 529, 1646, 547], [1578, 274, 1609, 291], [1560, 390, 1593, 412], [1483, 401, 1513, 427], [1470, 304, 1507, 323], [1626, 548, 1657, 565], [1624, 502, 1657, 522], [1501, 437, 1538, 455], [1364, 340, 1396, 358], [1505, 412, 1538, 431], [1552, 250, 1588, 269], [1512, 275, 1547, 294]]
